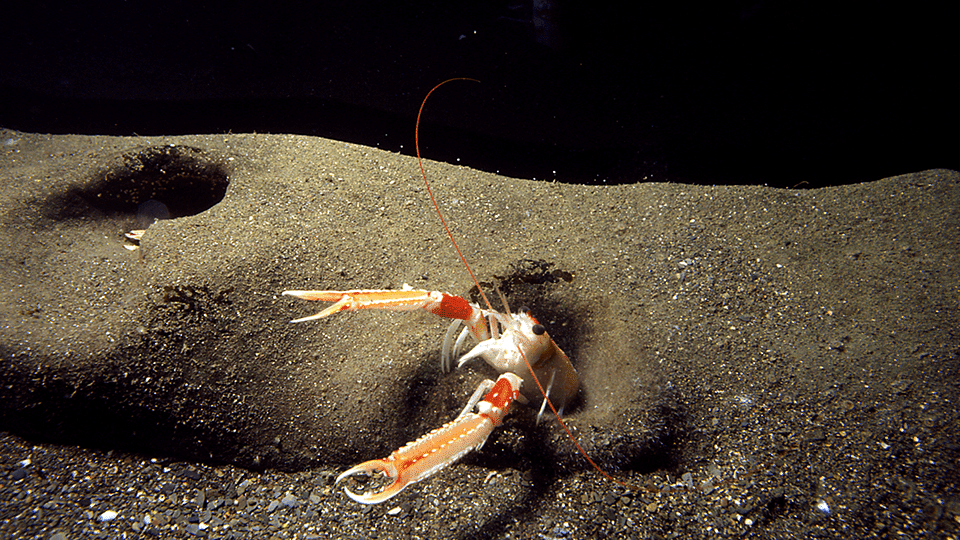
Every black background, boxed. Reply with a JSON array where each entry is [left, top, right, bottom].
[[1, 2, 955, 187]]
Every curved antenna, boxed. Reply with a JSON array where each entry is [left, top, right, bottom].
[[414, 78, 493, 311], [414, 79, 639, 492]]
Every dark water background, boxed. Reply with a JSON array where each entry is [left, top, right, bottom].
[[0, 1, 955, 187]]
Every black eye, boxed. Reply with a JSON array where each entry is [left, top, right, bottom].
[[532, 324, 546, 335], [518, 305, 531, 314]]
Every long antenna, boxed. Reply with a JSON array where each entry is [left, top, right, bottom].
[[414, 79, 638, 491], [414, 78, 493, 311]]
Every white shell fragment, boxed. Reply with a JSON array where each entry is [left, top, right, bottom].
[[99, 510, 118, 522], [123, 229, 146, 251]]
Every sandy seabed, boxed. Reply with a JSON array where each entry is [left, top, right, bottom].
[[1, 130, 958, 538]]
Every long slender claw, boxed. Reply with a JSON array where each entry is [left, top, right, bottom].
[[282, 288, 441, 323], [283, 287, 485, 329], [282, 290, 357, 302], [335, 459, 405, 505], [282, 292, 353, 322]]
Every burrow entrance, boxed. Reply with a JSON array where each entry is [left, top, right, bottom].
[[46, 144, 230, 225]]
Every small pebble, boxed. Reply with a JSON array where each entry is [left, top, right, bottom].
[[99, 510, 118, 522]]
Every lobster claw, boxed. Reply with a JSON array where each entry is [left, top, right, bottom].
[[334, 373, 521, 504], [335, 459, 404, 504]]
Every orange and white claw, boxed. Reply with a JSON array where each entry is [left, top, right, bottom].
[[333, 373, 522, 504], [281, 286, 433, 322], [282, 284, 482, 325], [335, 459, 405, 505]]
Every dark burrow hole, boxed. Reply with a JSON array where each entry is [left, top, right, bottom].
[[50, 144, 229, 224]]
